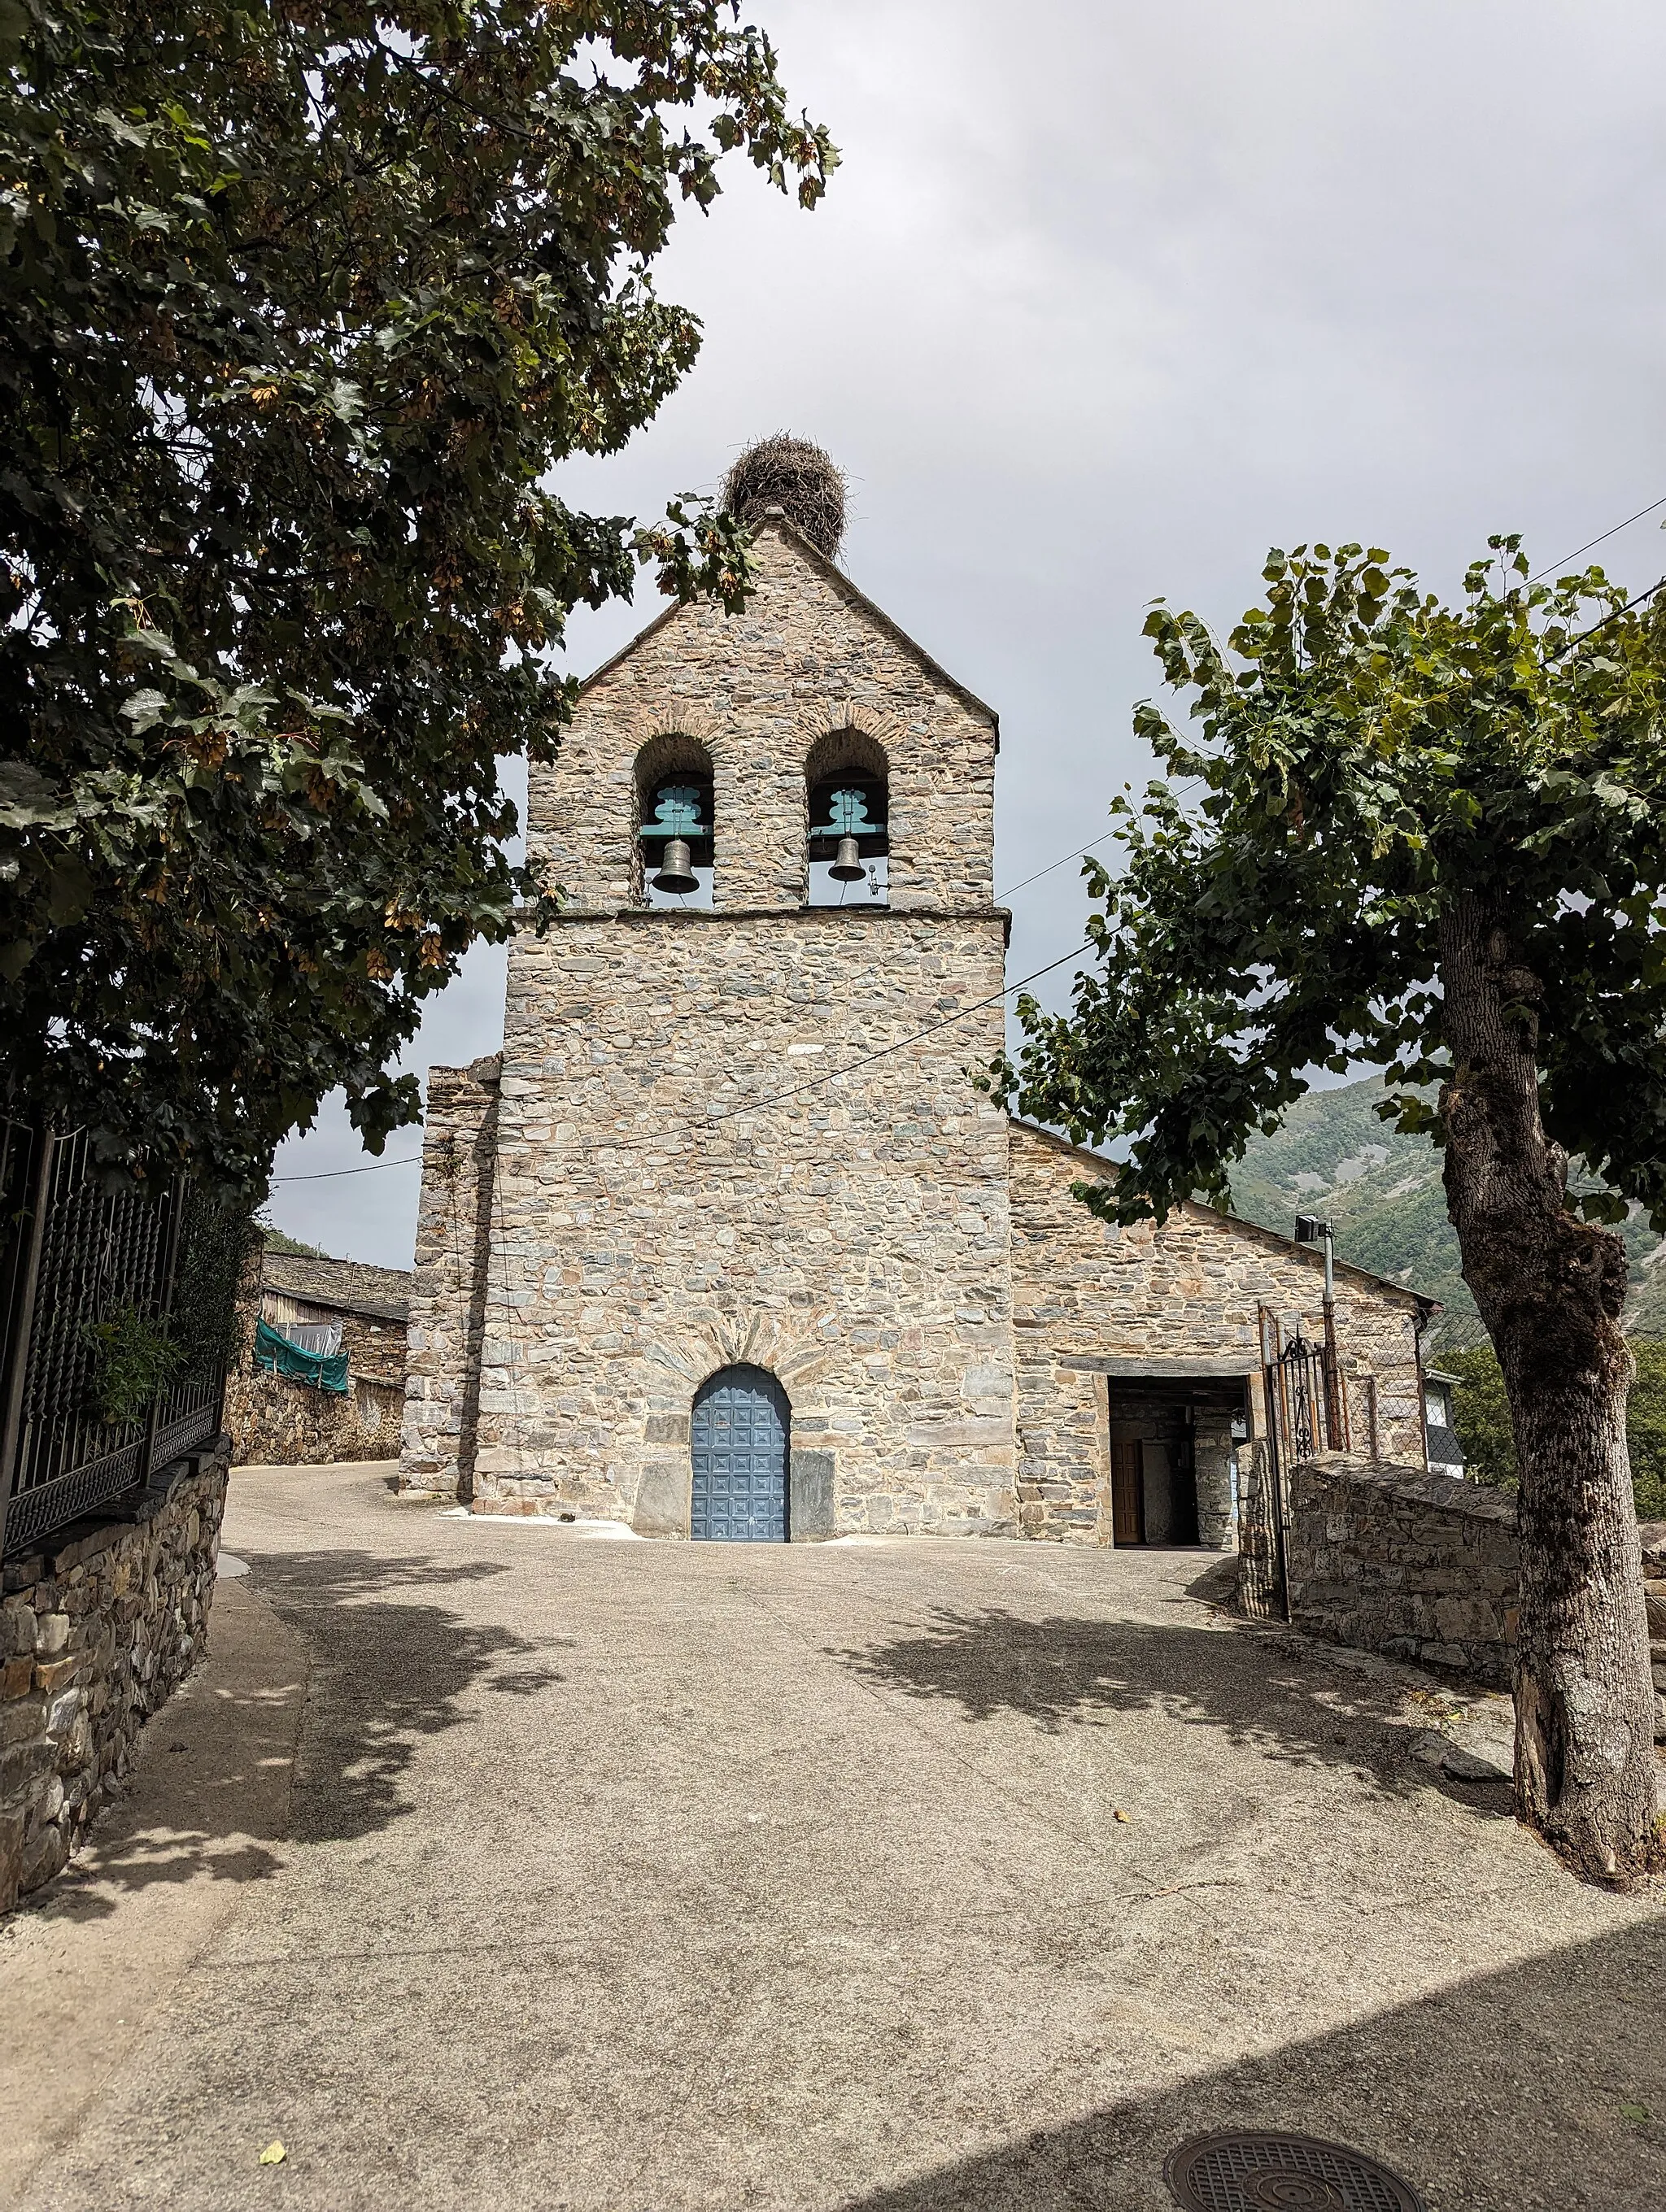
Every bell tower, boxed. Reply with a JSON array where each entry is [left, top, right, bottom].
[[404, 441, 1017, 1538]]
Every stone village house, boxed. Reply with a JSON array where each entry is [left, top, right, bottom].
[[399, 514, 1435, 1546], [224, 1250, 409, 1466]]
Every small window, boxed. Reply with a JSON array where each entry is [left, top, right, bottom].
[[639, 773, 714, 908], [807, 772, 888, 907]]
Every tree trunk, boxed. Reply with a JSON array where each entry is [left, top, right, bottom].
[[1438, 895, 1658, 1883]]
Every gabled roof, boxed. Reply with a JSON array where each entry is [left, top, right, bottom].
[[261, 1249, 412, 1325], [574, 512, 1001, 746], [1009, 1117, 1438, 1315]]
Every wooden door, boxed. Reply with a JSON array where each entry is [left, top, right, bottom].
[[1110, 1439, 1144, 1546]]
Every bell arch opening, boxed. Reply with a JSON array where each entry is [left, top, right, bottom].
[[635, 733, 714, 908], [805, 728, 888, 908], [690, 1365, 792, 1541]]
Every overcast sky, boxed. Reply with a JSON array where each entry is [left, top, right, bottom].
[[267, 0, 1666, 1264]]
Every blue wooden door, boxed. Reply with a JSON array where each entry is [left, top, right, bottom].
[[691, 1367, 790, 1542]]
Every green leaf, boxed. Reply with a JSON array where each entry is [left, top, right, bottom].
[[0, 0, 835, 1190], [120, 688, 171, 730]]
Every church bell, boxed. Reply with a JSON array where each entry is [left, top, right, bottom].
[[828, 834, 866, 882], [652, 837, 698, 894]]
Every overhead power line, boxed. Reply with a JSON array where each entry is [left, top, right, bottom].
[[1529, 494, 1666, 586]]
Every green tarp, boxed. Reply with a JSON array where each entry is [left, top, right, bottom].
[[254, 1316, 349, 1395]]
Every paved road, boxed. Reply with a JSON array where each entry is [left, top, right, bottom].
[[3, 1459, 1663, 2210]]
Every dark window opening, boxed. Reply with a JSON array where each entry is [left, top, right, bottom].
[[807, 772, 888, 907], [639, 773, 714, 908]]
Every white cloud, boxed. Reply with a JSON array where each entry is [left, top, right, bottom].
[[268, 0, 1666, 1262]]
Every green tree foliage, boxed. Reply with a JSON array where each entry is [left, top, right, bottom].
[[258, 1220, 332, 1261], [81, 1300, 182, 1425], [0, 2, 834, 1187], [989, 536, 1666, 1876], [1453, 1341, 1666, 1520], [1446, 1344, 1526, 1491], [991, 539, 1666, 1240]]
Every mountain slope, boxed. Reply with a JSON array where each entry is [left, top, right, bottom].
[[1224, 1078, 1664, 1336]]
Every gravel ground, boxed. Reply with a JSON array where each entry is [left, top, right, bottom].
[[2, 1456, 1662, 2210]]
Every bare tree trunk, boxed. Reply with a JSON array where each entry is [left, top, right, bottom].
[[1438, 895, 1658, 1882]]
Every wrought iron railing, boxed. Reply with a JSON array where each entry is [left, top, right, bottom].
[[1252, 1304, 1354, 1622], [0, 1125, 247, 1559], [1270, 1328, 1350, 1465]]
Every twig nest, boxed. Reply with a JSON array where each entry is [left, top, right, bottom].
[[722, 433, 847, 560]]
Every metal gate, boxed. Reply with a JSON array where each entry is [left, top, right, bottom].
[[691, 1365, 790, 1542], [1264, 1319, 1349, 1467]]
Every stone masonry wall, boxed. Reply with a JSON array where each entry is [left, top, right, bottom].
[[403, 520, 1017, 1535], [225, 1243, 410, 1468], [1283, 1452, 1520, 1687], [224, 1365, 402, 1467], [401, 1056, 501, 1498], [1007, 1122, 1429, 1543], [1, 1449, 227, 1914], [465, 910, 1014, 1533]]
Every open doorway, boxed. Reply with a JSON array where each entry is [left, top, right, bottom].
[[1106, 1375, 1249, 1548]]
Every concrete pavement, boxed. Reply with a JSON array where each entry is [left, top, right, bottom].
[[2, 1457, 1661, 2210]]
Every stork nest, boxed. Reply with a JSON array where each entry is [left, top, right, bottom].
[[722, 433, 847, 560]]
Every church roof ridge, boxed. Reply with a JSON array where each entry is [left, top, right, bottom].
[[574, 512, 1001, 745], [1007, 1116, 1438, 1315]]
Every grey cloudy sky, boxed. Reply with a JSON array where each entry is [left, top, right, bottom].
[[267, 0, 1666, 1264]]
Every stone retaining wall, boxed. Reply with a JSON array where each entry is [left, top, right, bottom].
[[224, 1365, 402, 1467], [1, 1448, 228, 1914], [1282, 1452, 1521, 1688]]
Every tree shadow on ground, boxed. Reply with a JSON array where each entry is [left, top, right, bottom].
[[834, 1914, 1666, 2212], [831, 1605, 1509, 1809], [251, 1546, 516, 1598], [243, 1544, 576, 1845], [29, 1544, 574, 1919]]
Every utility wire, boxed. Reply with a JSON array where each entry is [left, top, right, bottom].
[[993, 837, 1118, 902], [273, 1153, 423, 1181], [1529, 494, 1666, 586], [1555, 574, 1666, 654], [706, 939, 1089, 1125]]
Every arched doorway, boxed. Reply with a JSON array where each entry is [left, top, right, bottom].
[[691, 1366, 791, 1541]]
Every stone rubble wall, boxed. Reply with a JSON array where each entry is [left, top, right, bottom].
[[1, 1449, 228, 1914], [224, 1364, 402, 1467], [1282, 1452, 1520, 1687], [1008, 1124, 1429, 1543], [400, 1055, 501, 1498], [225, 1239, 409, 1470], [312, 1308, 404, 1379], [1284, 1465, 1666, 1740], [456, 912, 1015, 1535]]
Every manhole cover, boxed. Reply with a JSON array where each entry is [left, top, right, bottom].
[[1164, 2131, 1426, 2212]]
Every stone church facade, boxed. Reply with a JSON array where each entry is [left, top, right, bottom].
[[399, 516, 1431, 1545]]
